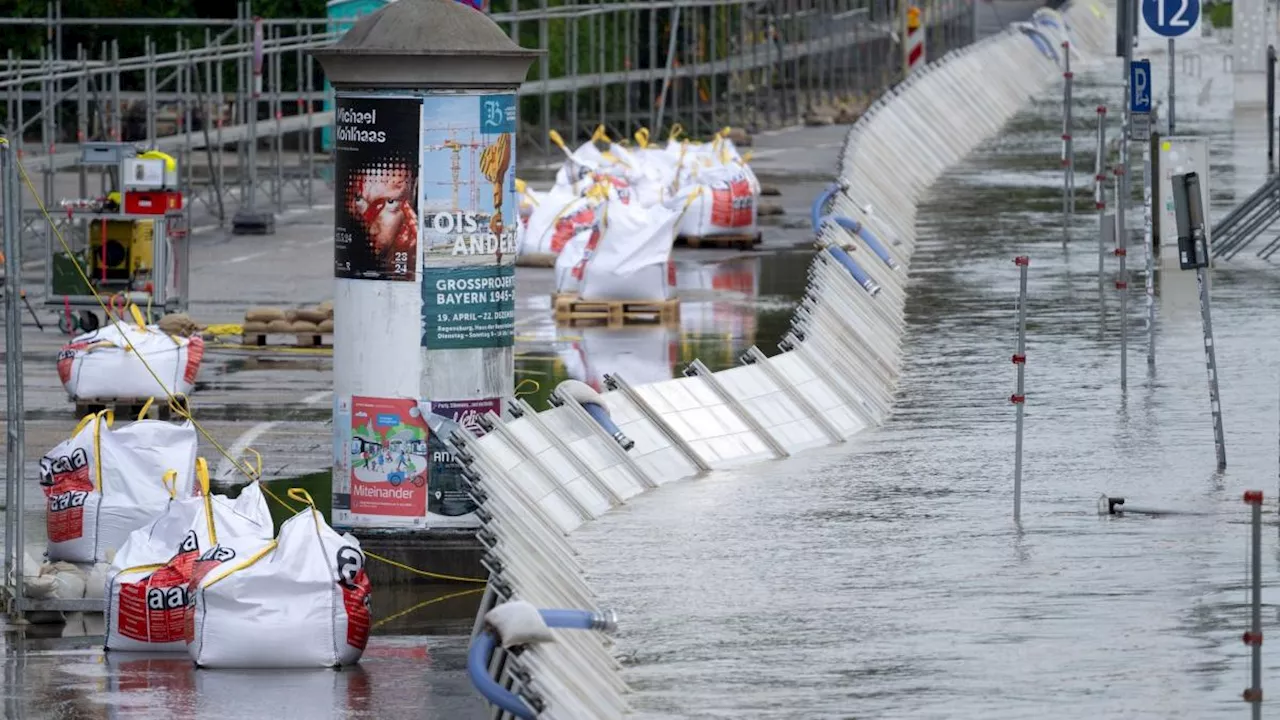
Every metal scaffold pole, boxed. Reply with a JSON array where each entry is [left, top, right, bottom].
[[1012, 255, 1029, 523], [2, 137, 27, 615], [1062, 40, 1074, 244]]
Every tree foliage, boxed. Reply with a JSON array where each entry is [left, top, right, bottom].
[[0, 0, 328, 61]]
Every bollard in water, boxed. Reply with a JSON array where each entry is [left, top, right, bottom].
[[1269, 46, 1276, 176], [1062, 41, 1074, 245], [1242, 490, 1263, 719], [1095, 106, 1108, 298], [1144, 128, 1157, 367], [1012, 256, 1029, 523], [1114, 165, 1128, 391]]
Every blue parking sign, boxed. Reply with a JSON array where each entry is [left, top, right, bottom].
[[1142, 0, 1200, 37], [1130, 60, 1152, 114]]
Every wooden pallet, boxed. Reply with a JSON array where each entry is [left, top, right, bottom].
[[677, 232, 763, 250], [242, 332, 333, 348], [515, 252, 557, 268], [73, 395, 189, 421], [553, 294, 680, 326]]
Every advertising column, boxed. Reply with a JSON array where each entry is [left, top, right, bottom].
[[315, 0, 538, 537]]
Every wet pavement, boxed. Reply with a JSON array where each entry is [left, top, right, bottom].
[[0, 97, 841, 720], [569, 35, 1280, 720], [0, 633, 487, 720]]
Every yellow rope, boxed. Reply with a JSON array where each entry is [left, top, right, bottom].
[[15, 153, 489, 587], [371, 586, 485, 630]]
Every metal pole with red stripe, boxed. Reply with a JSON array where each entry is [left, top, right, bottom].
[[906, 6, 926, 76]]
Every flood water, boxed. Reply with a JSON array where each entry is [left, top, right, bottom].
[[571, 48, 1280, 718], [8, 31, 1280, 720]]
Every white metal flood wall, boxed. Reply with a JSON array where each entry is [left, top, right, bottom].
[[463, 4, 1115, 718]]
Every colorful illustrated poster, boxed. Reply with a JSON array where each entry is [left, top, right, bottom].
[[419, 94, 518, 267], [349, 396, 429, 520], [426, 398, 498, 527], [334, 94, 422, 282], [332, 396, 353, 526], [420, 263, 516, 349]]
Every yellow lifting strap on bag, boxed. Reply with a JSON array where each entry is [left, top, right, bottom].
[[202, 539, 277, 589], [196, 457, 217, 544], [288, 487, 325, 535], [93, 409, 111, 492], [161, 469, 179, 500], [590, 124, 610, 144], [548, 129, 569, 153], [668, 123, 684, 141], [634, 127, 651, 149], [137, 397, 155, 421]]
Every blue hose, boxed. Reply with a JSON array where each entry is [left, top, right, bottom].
[[827, 247, 880, 295], [827, 215, 898, 269], [467, 608, 616, 718], [810, 183, 841, 231], [583, 402, 635, 451], [539, 608, 601, 630], [468, 630, 538, 720]]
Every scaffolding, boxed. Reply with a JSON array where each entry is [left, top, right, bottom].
[[0, 0, 976, 282]]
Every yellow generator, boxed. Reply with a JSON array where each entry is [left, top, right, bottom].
[[88, 216, 153, 283]]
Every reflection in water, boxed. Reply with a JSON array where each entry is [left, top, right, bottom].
[[0, 634, 486, 719], [517, 253, 820, 411]]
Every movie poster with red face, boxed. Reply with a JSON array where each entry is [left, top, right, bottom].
[[334, 94, 421, 282]]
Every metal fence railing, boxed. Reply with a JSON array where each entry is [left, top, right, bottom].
[[0, 0, 975, 248]]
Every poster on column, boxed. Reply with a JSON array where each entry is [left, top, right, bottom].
[[348, 396, 430, 525], [424, 398, 499, 528], [334, 94, 422, 282], [421, 263, 516, 349], [333, 396, 353, 527], [418, 93, 518, 268]]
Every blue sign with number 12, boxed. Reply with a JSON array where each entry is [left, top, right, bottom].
[[1142, 0, 1199, 37]]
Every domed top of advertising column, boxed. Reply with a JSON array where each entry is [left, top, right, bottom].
[[313, 0, 540, 89]]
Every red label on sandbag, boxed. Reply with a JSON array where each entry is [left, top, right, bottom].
[[550, 206, 598, 254], [56, 342, 91, 386], [183, 336, 205, 385], [46, 489, 90, 543], [182, 544, 237, 643], [710, 177, 754, 228], [43, 447, 95, 542], [117, 532, 200, 644], [571, 226, 603, 282], [336, 546, 372, 650], [342, 569, 373, 650]]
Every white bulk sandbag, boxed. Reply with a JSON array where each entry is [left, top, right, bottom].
[[188, 491, 372, 669], [579, 193, 681, 301], [42, 410, 199, 563], [674, 165, 759, 239], [522, 184, 604, 258], [105, 460, 274, 652], [58, 308, 205, 401]]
